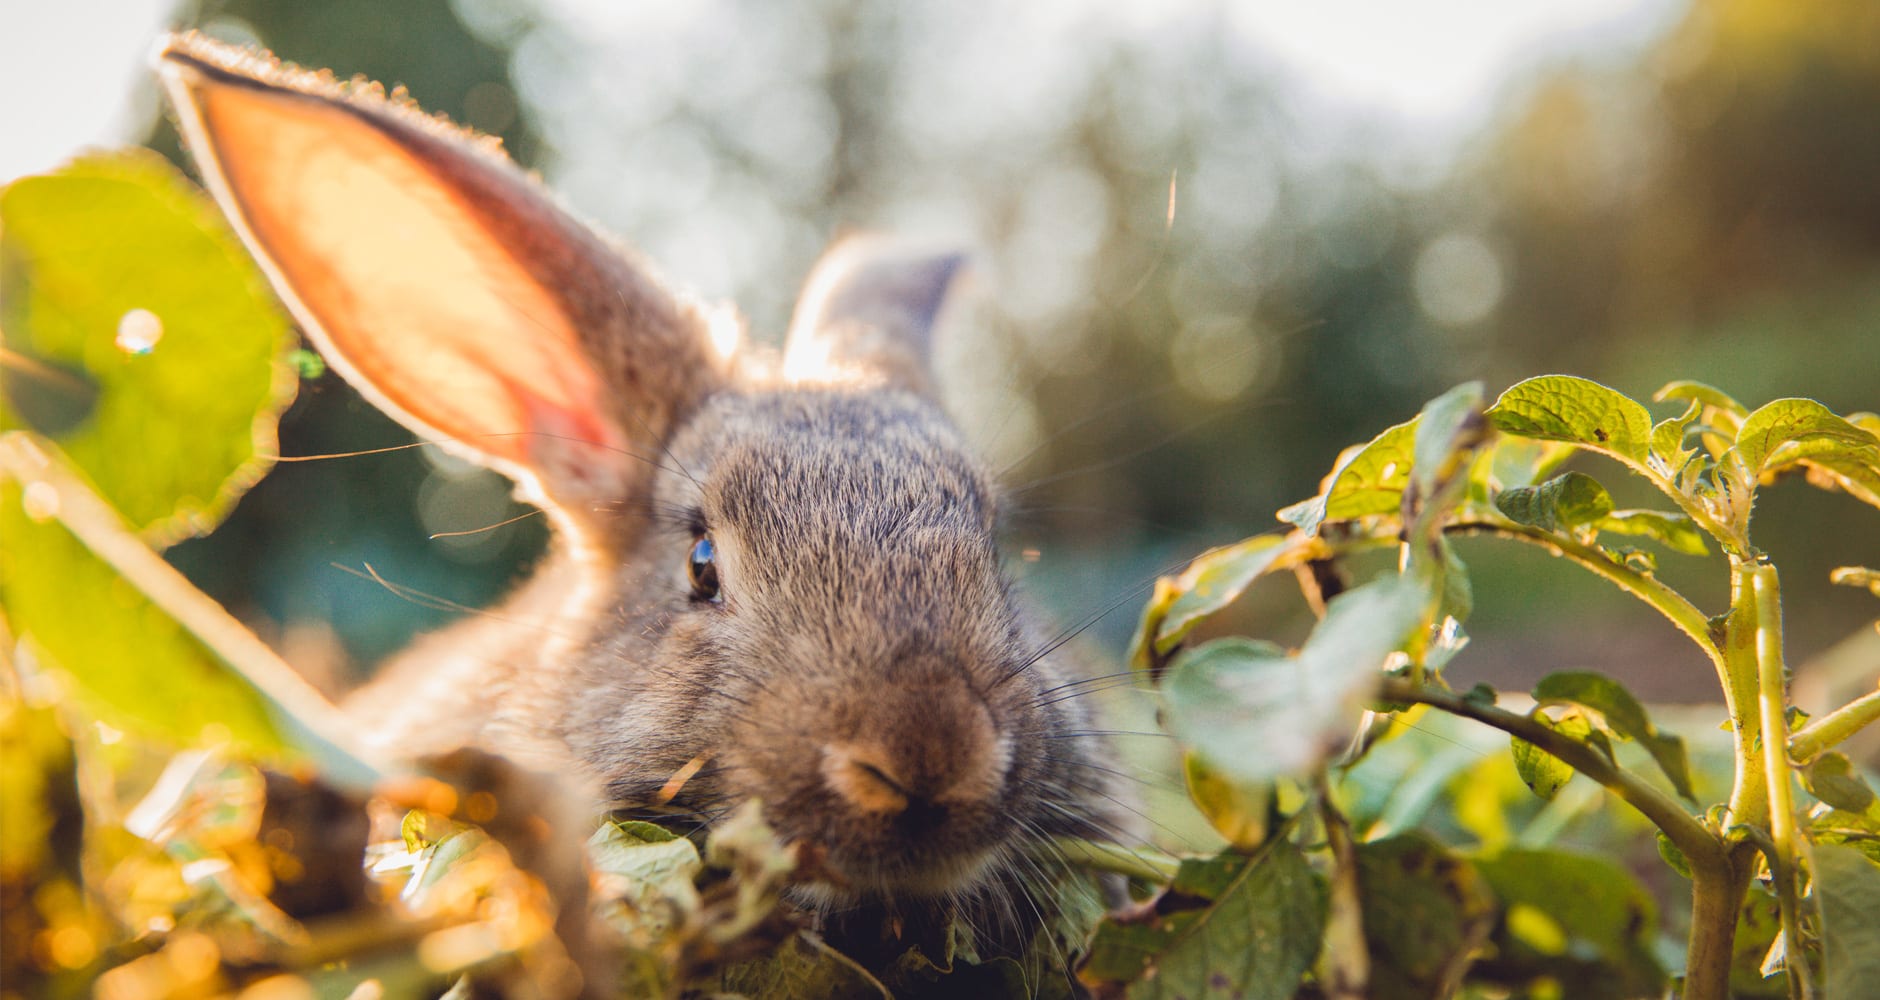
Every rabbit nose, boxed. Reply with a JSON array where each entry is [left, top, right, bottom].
[[819, 702, 1012, 825], [821, 747, 920, 818]]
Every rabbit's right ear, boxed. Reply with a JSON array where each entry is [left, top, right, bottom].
[[155, 34, 724, 540]]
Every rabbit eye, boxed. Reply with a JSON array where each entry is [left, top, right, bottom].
[[687, 534, 721, 602]]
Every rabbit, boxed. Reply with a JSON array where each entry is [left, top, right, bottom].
[[154, 32, 1131, 953]]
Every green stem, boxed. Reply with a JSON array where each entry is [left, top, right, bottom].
[[1048, 836, 1181, 884], [1723, 562, 1769, 833], [1790, 686, 1880, 765], [1750, 564, 1814, 997], [1376, 677, 1722, 870], [1683, 848, 1757, 1000], [1447, 521, 1724, 676]]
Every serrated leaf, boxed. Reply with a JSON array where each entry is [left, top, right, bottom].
[[1532, 671, 1696, 802], [1356, 834, 1496, 1000], [1733, 397, 1880, 478], [1650, 401, 1702, 476], [1475, 849, 1666, 997], [1080, 841, 1325, 999], [1814, 845, 1880, 999], [1804, 753, 1877, 814], [1486, 375, 1654, 466], [1494, 471, 1614, 535], [1163, 575, 1430, 784], [1280, 419, 1417, 534], [0, 150, 295, 543], [1151, 533, 1319, 656], [1593, 508, 1710, 556]]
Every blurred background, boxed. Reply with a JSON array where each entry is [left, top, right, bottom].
[[6, 0, 1879, 715]]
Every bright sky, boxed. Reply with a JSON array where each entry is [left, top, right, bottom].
[[0, 0, 1680, 183]]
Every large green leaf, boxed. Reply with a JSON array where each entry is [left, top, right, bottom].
[[1, 486, 288, 755], [1081, 841, 1324, 999], [1278, 418, 1417, 534], [1149, 532, 1319, 656], [1814, 845, 1880, 999], [1162, 574, 1429, 783], [1474, 849, 1665, 997], [1486, 376, 1654, 467], [1531, 671, 1696, 802], [0, 150, 295, 543], [1732, 398, 1880, 479], [1356, 834, 1496, 1000]]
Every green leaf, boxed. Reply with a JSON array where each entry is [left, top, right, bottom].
[[1593, 509, 1710, 556], [1509, 711, 1599, 802], [1182, 751, 1270, 850], [1531, 671, 1696, 802], [587, 818, 703, 927], [1486, 376, 1654, 466], [1654, 380, 1748, 421], [1493, 471, 1614, 534], [1080, 841, 1325, 999], [1474, 849, 1666, 997], [1408, 382, 1487, 517], [1152, 533, 1319, 656], [1814, 845, 1880, 999], [1, 487, 289, 755], [1733, 397, 1880, 478], [0, 150, 295, 543], [1803, 753, 1877, 814], [1279, 418, 1417, 534], [1471, 435, 1577, 496], [1163, 574, 1430, 783], [1355, 834, 1496, 1000]]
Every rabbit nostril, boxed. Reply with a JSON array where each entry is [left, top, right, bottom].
[[822, 745, 911, 816]]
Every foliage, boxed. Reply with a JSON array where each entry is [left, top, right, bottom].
[[11, 149, 1880, 1000]]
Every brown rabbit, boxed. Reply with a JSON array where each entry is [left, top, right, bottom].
[[155, 32, 1129, 950]]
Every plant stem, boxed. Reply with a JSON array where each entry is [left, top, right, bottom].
[[1683, 847, 1756, 1000], [1790, 686, 1880, 764], [1446, 522, 1723, 677], [1048, 836, 1182, 884], [1750, 564, 1814, 997], [1375, 677, 1722, 870]]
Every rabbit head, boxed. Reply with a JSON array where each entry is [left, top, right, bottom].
[[156, 33, 1126, 906]]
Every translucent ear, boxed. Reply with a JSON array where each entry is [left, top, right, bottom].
[[155, 34, 721, 523], [782, 237, 966, 395]]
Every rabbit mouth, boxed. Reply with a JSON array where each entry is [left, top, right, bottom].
[[795, 843, 1002, 901]]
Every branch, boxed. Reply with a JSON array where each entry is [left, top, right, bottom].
[[1790, 686, 1880, 765], [1377, 676, 1724, 871], [1446, 521, 1723, 677]]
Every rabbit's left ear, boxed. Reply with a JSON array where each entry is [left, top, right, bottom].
[[155, 34, 724, 530], [782, 237, 966, 396]]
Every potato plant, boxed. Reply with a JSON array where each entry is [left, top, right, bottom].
[[7, 151, 1880, 999]]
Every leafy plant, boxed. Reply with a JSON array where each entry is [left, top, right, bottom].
[[1122, 376, 1880, 998], [8, 150, 1880, 999]]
